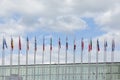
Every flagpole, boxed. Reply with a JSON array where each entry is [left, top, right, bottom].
[[111, 39, 115, 80], [18, 49, 20, 77], [2, 49, 5, 80], [10, 49, 13, 75], [49, 37, 52, 80], [81, 38, 84, 80], [26, 49, 28, 80], [42, 50, 44, 80], [80, 49, 83, 80], [34, 50, 36, 80], [58, 47, 60, 80], [65, 37, 68, 80], [73, 49, 76, 80], [57, 38, 60, 80], [73, 38, 76, 80], [104, 40, 107, 80], [49, 49, 52, 80], [96, 49, 98, 80], [42, 36, 45, 80], [88, 51, 91, 80]]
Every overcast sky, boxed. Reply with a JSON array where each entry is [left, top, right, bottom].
[[0, 0, 120, 65]]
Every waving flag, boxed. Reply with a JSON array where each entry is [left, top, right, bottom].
[[43, 36, 45, 51], [97, 39, 100, 51], [112, 39, 115, 52], [3, 38, 8, 50], [88, 39, 92, 52], [74, 39, 76, 51], [104, 40, 107, 51], [35, 37, 37, 51], [50, 37, 52, 51], [66, 37, 68, 50], [27, 37, 29, 50], [19, 36, 21, 50], [81, 38, 84, 51], [11, 38, 14, 50], [58, 37, 61, 49]]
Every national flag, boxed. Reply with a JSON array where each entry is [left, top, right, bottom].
[[58, 37, 61, 49], [27, 37, 29, 50], [112, 39, 115, 52], [74, 39, 76, 51], [19, 36, 21, 50], [81, 38, 84, 51], [88, 39, 92, 52], [43, 36, 45, 51], [104, 40, 107, 51], [11, 37, 14, 50], [50, 37, 52, 51], [66, 37, 68, 50], [97, 39, 100, 51], [35, 37, 37, 51], [3, 38, 8, 50]]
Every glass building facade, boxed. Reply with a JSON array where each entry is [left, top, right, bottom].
[[0, 62, 120, 80]]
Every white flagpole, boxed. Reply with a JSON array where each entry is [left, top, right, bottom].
[[81, 49, 83, 80], [73, 38, 76, 80], [42, 36, 45, 80], [57, 38, 60, 80], [88, 51, 91, 80], [26, 49, 28, 80], [34, 50, 36, 80], [73, 49, 76, 80], [81, 38, 84, 80], [10, 49, 13, 75], [2, 49, 5, 80], [18, 49, 20, 77], [49, 49, 52, 80], [111, 39, 115, 80], [49, 37, 52, 80], [96, 50, 98, 80], [65, 37, 68, 80], [34, 37, 37, 80], [104, 40, 107, 80]]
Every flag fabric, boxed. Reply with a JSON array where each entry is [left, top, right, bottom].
[[50, 37, 52, 51], [97, 39, 100, 51], [104, 40, 107, 51], [43, 37, 45, 51], [3, 38, 8, 50], [66, 37, 68, 50], [35, 37, 37, 51], [112, 39, 115, 52], [19, 36, 21, 50], [11, 38, 14, 50], [27, 37, 29, 50], [81, 38, 84, 51], [88, 39, 92, 52], [74, 39, 76, 51], [58, 37, 61, 49]]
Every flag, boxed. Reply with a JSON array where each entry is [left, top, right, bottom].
[[104, 40, 107, 51], [11, 37, 14, 50], [66, 37, 68, 50], [81, 38, 84, 51], [112, 39, 115, 52], [50, 37, 52, 51], [27, 37, 29, 50], [58, 37, 61, 49], [97, 39, 100, 51], [35, 37, 37, 51], [19, 36, 21, 50], [3, 38, 8, 50], [43, 36, 45, 51], [74, 39, 76, 51], [88, 39, 92, 52]]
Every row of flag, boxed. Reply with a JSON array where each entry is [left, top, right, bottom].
[[2, 37, 115, 52]]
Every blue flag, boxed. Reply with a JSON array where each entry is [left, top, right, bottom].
[[3, 38, 8, 50]]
